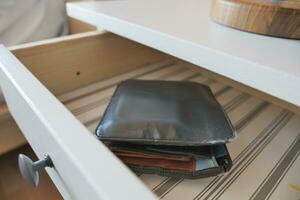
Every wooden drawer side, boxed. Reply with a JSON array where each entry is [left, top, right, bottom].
[[9, 31, 167, 95]]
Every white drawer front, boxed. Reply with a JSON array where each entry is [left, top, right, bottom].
[[0, 45, 157, 200]]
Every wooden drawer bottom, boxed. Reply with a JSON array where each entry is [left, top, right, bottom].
[[58, 59, 300, 200]]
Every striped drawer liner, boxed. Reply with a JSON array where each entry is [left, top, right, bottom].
[[58, 60, 300, 200]]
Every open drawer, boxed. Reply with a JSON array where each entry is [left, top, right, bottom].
[[1, 31, 300, 200]]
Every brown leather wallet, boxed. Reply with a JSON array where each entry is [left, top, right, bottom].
[[95, 80, 236, 178]]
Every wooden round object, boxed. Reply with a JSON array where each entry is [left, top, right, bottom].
[[211, 0, 300, 39]]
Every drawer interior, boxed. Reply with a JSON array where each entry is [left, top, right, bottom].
[[1, 31, 300, 200], [36, 56, 300, 200]]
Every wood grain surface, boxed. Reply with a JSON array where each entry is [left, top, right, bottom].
[[211, 0, 300, 39]]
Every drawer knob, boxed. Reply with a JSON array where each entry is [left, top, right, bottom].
[[18, 154, 53, 187]]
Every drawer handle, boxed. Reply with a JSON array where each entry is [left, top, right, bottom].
[[18, 154, 54, 187]]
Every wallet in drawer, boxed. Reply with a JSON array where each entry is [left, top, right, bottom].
[[95, 80, 236, 178]]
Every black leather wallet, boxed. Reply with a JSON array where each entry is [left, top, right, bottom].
[[95, 80, 236, 178]]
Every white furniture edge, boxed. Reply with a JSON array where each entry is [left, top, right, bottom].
[[66, 1, 300, 109], [0, 45, 157, 200]]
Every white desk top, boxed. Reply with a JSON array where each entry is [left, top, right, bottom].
[[67, 0, 300, 107]]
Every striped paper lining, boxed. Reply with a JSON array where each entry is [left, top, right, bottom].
[[58, 60, 300, 200]]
